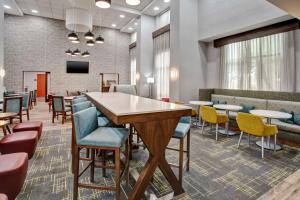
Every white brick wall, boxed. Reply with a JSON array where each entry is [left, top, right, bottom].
[[4, 15, 130, 94]]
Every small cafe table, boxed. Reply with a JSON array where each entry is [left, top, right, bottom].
[[213, 104, 242, 136], [0, 112, 18, 134], [250, 109, 292, 150], [189, 101, 213, 127]]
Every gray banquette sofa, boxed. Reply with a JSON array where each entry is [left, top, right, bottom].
[[199, 89, 300, 144]]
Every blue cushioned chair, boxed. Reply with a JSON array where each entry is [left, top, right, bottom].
[[73, 95, 86, 100], [167, 116, 191, 185], [4, 96, 23, 123], [52, 96, 71, 124], [21, 92, 31, 120], [72, 97, 88, 105], [72, 107, 129, 200], [72, 101, 113, 127]]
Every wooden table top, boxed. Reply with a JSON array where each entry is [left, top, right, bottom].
[[0, 120, 9, 127], [87, 92, 191, 116], [0, 112, 18, 119]]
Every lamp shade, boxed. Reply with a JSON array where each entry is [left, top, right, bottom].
[[84, 30, 94, 40], [82, 51, 90, 57], [68, 32, 78, 40], [95, 0, 111, 9], [73, 49, 81, 55], [65, 49, 72, 55], [95, 35, 104, 43], [126, 0, 141, 6], [87, 40, 95, 46], [147, 77, 154, 84], [71, 38, 80, 44]]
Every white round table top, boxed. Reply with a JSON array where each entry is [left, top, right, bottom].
[[213, 104, 243, 111], [250, 110, 292, 119], [189, 101, 213, 106]]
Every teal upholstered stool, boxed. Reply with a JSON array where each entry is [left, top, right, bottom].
[[72, 107, 129, 200], [72, 97, 88, 105], [52, 96, 71, 124], [72, 101, 113, 127], [167, 116, 191, 185]]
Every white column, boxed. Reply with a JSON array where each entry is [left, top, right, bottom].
[[0, 6, 5, 93]]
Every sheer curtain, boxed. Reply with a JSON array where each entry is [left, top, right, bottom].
[[220, 31, 295, 92], [154, 31, 170, 99], [130, 47, 136, 85]]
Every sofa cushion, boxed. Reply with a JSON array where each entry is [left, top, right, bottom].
[[240, 103, 255, 113], [211, 94, 235, 105], [279, 109, 294, 124], [271, 119, 300, 134], [235, 97, 267, 110], [267, 100, 300, 113]]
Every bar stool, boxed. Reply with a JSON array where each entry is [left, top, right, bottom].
[[71, 97, 88, 105], [72, 107, 129, 200], [0, 153, 28, 200], [52, 96, 71, 124], [166, 116, 191, 185]]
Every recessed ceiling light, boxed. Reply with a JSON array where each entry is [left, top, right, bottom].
[[134, 22, 138, 26], [4, 5, 11, 9], [126, 0, 141, 6], [31, 9, 38, 13], [164, 0, 170, 2], [128, 27, 133, 30], [95, 0, 111, 9], [120, 14, 125, 18], [153, 7, 160, 11], [112, 24, 116, 27]]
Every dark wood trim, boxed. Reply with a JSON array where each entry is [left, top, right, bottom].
[[152, 24, 170, 39], [214, 19, 300, 48], [129, 42, 136, 50]]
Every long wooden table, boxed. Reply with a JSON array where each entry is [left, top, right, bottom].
[[86, 92, 192, 200]]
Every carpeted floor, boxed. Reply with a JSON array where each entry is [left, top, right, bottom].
[[5, 101, 300, 200]]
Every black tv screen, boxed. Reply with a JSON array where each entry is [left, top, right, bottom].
[[66, 61, 89, 73]]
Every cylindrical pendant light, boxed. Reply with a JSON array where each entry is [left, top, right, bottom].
[[126, 0, 141, 6], [84, 30, 94, 40], [95, 35, 104, 44], [87, 40, 95, 46], [95, 0, 111, 9]]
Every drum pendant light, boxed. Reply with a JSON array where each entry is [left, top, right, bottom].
[[84, 30, 94, 40], [95, 35, 104, 44], [95, 0, 111, 9]]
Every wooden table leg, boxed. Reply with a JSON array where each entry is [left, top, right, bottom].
[[129, 118, 185, 200]]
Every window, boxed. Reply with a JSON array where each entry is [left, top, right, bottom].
[[156, 10, 170, 29], [154, 32, 170, 99], [220, 32, 295, 91], [130, 47, 136, 85]]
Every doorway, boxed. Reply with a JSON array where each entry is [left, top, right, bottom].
[[22, 71, 51, 102]]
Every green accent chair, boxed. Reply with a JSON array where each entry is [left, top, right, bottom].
[[21, 92, 31, 120], [72, 107, 129, 200], [52, 96, 71, 124], [3, 96, 23, 123], [71, 97, 88, 105]]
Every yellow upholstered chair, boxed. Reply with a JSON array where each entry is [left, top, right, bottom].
[[200, 106, 228, 141], [236, 113, 278, 158]]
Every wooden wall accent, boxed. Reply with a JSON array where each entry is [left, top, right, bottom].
[[152, 24, 170, 39], [129, 42, 136, 49], [214, 19, 300, 47]]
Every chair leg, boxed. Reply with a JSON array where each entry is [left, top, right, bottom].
[[237, 131, 243, 148], [248, 134, 250, 146], [102, 150, 107, 177], [186, 130, 190, 172], [27, 110, 29, 120], [52, 112, 55, 123], [274, 134, 277, 152], [201, 121, 205, 134], [115, 148, 121, 200], [20, 114, 22, 123], [125, 139, 130, 187], [90, 149, 95, 183], [73, 147, 79, 200], [261, 137, 264, 159], [215, 124, 219, 141], [62, 113, 65, 124], [178, 138, 184, 185], [129, 125, 133, 160]]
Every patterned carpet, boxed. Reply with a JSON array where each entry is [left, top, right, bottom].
[[5, 101, 300, 200]]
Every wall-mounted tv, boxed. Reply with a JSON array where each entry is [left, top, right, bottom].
[[66, 61, 89, 74]]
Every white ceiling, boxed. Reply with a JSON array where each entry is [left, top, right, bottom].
[[2, 0, 171, 33]]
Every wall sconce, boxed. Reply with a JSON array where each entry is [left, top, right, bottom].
[[0, 69, 5, 78], [170, 68, 179, 81], [136, 73, 140, 81]]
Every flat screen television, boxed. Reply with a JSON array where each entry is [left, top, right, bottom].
[[66, 61, 89, 74]]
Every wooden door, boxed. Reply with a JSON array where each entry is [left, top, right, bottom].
[[37, 74, 46, 97]]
